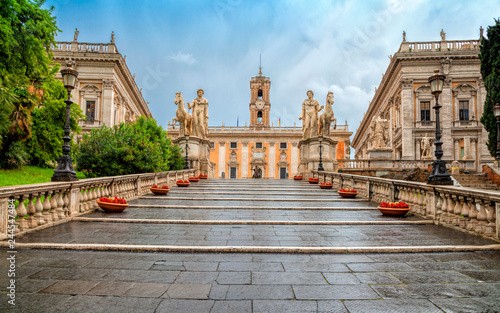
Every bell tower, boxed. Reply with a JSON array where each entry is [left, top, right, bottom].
[[249, 59, 271, 127]]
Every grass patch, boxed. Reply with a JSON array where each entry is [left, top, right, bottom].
[[0, 166, 86, 187]]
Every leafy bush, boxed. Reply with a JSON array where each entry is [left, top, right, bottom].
[[27, 78, 83, 167], [76, 117, 183, 177]]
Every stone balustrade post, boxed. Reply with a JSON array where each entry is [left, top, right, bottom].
[[136, 176, 141, 196], [0, 197, 8, 240]]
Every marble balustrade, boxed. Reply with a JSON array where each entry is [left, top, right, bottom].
[[0, 169, 195, 239], [313, 170, 499, 240]]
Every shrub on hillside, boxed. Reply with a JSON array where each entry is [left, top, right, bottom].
[[76, 117, 183, 177]]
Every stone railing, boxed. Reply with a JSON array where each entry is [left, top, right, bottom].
[[52, 41, 117, 54], [313, 170, 499, 240], [0, 169, 195, 239], [452, 120, 480, 127], [399, 39, 480, 53], [338, 159, 476, 171], [168, 123, 349, 133]]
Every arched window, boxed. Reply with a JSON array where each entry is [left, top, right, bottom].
[[258, 89, 263, 99], [257, 111, 262, 124]]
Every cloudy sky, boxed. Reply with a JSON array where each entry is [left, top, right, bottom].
[[45, 0, 499, 136]]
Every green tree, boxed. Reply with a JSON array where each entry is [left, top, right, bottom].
[[0, 0, 59, 78], [76, 117, 184, 177], [27, 78, 84, 167], [480, 18, 500, 157], [0, 0, 60, 168]]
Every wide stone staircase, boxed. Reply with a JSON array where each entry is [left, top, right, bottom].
[[15, 178, 498, 252], [453, 173, 500, 191], [5, 178, 500, 312]]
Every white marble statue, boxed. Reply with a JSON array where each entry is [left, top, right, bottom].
[[369, 116, 389, 148], [299, 90, 323, 139], [318, 91, 336, 136], [172, 92, 192, 136], [188, 89, 209, 139], [421, 136, 432, 159]]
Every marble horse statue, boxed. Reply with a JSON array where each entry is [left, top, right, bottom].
[[173, 92, 192, 136], [318, 91, 336, 136]]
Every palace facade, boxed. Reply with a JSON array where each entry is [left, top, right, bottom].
[[352, 29, 492, 171], [167, 69, 352, 179], [51, 31, 152, 138]]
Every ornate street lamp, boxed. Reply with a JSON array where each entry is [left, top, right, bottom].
[[52, 67, 79, 182], [427, 69, 453, 185], [494, 103, 500, 167], [183, 134, 190, 169], [318, 136, 324, 171]]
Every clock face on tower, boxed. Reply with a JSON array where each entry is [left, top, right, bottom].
[[255, 99, 265, 110]]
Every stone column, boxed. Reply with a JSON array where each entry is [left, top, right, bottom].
[[401, 79, 414, 159], [415, 139, 421, 160], [242, 143, 249, 178], [471, 138, 478, 171], [269, 142, 275, 179], [291, 142, 298, 177], [463, 136, 472, 160], [218, 142, 226, 178], [454, 139, 460, 161], [441, 78, 453, 159], [101, 79, 115, 126]]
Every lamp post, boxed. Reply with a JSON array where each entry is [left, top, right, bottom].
[[427, 69, 453, 185], [183, 135, 190, 169], [52, 67, 79, 182], [318, 136, 324, 171], [494, 103, 500, 167]]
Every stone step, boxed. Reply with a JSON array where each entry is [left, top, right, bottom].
[[6, 242, 500, 254]]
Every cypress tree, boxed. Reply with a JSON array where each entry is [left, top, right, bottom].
[[479, 19, 500, 157]]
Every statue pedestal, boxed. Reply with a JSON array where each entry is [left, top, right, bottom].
[[297, 137, 338, 179], [367, 148, 393, 168], [174, 136, 213, 177]]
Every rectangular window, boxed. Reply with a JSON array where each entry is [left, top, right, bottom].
[[210, 142, 215, 149], [230, 142, 238, 149], [459, 100, 469, 121], [256, 142, 263, 149], [86, 101, 95, 121], [420, 101, 430, 121], [280, 142, 287, 149]]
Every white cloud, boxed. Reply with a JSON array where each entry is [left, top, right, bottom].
[[168, 52, 196, 65]]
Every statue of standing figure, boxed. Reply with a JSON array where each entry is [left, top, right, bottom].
[[318, 91, 336, 136], [73, 28, 79, 41], [299, 90, 323, 139], [188, 89, 209, 139], [369, 116, 389, 148], [421, 135, 433, 159]]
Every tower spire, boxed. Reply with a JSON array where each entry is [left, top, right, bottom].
[[259, 54, 262, 76]]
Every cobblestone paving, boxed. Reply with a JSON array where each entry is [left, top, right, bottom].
[[3, 179, 500, 312]]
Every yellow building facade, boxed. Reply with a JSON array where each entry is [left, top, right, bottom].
[[168, 70, 352, 179]]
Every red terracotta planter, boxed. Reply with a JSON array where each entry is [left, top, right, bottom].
[[150, 187, 169, 195], [319, 184, 333, 189], [377, 206, 410, 217], [337, 191, 358, 198], [308, 179, 319, 184], [96, 201, 129, 213], [293, 176, 303, 181], [176, 182, 190, 187], [199, 175, 208, 179], [189, 177, 200, 182]]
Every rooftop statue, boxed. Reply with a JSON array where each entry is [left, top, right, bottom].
[[73, 28, 79, 41]]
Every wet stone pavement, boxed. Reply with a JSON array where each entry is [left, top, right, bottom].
[[2, 179, 500, 312]]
